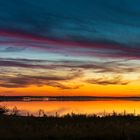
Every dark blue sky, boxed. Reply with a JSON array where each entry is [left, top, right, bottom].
[[0, 0, 140, 45]]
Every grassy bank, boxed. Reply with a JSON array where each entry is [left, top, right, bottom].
[[0, 113, 140, 140]]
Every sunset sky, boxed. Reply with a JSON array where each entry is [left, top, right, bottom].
[[0, 0, 140, 96]]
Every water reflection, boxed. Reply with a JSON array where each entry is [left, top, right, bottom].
[[0, 100, 139, 116]]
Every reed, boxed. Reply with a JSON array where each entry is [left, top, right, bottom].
[[0, 106, 140, 139]]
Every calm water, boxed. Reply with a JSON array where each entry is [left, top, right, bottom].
[[0, 100, 139, 116]]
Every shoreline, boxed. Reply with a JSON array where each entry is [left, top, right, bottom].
[[1, 96, 140, 102]]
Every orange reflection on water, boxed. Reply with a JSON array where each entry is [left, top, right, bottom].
[[0, 100, 139, 116]]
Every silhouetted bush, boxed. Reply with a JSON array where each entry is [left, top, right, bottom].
[[0, 106, 8, 115]]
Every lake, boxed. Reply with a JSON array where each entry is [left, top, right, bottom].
[[0, 100, 139, 116]]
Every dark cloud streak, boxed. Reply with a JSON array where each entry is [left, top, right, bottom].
[[0, 71, 82, 89], [0, 58, 139, 74], [87, 76, 129, 85]]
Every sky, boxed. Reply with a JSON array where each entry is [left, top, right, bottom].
[[0, 0, 140, 96]]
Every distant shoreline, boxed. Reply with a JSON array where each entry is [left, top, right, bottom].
[[1, 96, 140, 101]]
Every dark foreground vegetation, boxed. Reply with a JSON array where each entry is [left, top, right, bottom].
[[0, 107, 140, 140]]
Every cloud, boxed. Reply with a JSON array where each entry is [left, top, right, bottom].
[[0, 58, 138, 89], [3, 46, 26, 52], [1, 31, 140, 59], [0, 58, 139, 74], [86, 76, 129, 85], [45, 81, 81, 89], [0, 71, 82, 89]]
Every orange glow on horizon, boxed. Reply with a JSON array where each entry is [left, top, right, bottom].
[[1, 82, 140, 97]]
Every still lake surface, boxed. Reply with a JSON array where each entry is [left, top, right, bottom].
[[0, 100, 140, 116]]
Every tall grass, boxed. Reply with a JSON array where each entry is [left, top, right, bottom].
[[0, 106, 140, 139]]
